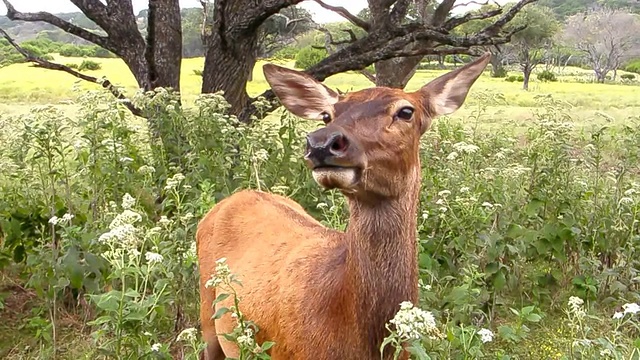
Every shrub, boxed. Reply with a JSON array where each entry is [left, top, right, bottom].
[[505, 75, 524, 82], [621, 73, 636, 81], [537, 70, 557, 82], [65, 63, 79, 69], [624, 59, 640, 74], [492, 67, 508, 78], [273, 46, 299, 60], [294, 46, 327, 69], [78, 59, 101, 71]]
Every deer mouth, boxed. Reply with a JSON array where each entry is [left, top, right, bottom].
[[311, 166, 362, 190]]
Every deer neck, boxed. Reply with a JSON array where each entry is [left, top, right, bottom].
[[342, 168, 421, 356]]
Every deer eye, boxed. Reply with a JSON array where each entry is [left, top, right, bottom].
[[395, 107, 414, 121], [320, 112, 332, 124]]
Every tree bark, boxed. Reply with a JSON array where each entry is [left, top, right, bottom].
[[522, 66, 531, 90], [200, 0, 303, 118]]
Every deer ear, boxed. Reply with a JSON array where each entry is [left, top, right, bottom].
[[417, 52, 491, 131], [263, 64, 339, 120]]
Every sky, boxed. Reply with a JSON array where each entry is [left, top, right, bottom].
[[0, 0, 509, 24]]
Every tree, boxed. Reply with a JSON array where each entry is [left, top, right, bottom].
[[508, 4, 559, 89], [562, 7, 640, 83]]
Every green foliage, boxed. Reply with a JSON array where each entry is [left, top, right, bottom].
[[78, 60, 101, 71], [625, 60, 640, 74], [272, 46, 299, 60], [505, 75, 524, 82], [621, 73, 636, 81], [294, 46, 327, 69], [537, 70, 558, 82]]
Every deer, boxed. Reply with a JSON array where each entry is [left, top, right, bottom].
[[196, 52, 491, 360]]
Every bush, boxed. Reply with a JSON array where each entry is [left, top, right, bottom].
[[621, 73, 636, 81], [538, 70, 557, 82], [65, 63, 79, 69], [273, 46, 299, 61], [294, 46, 327, 69], [491, 67, 508, 78], [59, 44, 90, 57], [624, 60, 640, 74], [505, 75, 524, 82], [78, 59, 101, 71]]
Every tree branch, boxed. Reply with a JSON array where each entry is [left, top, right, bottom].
[[235, 0, 305, 34], [480, 0, 537, 36], [2, 0, 113, 51], [0, 28, 142, 117], [445, 8, 503, 30], [314, 0, 370, 31]]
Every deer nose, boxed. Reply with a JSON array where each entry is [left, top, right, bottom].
[[304, 130, 350, 168]]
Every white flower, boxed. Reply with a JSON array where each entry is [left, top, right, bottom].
[[122, 193, 136, 210], [460, 187, 470, 193], [164, 173, 186, 191], [151, 343, 161, 352], [109, 209, 142, 228], [568, 296, 586, 318], [446, 151, 459, 161], [388, 301, 438, 341], [49, 216, 59, 225], [158, 216, 172, 226], [138, 165, 156, 175], [421, 211, 429, 219], [316, 202, 328, 210], [477, 328, 494, 343], [620, 197, 634, 205], [613, 311, 624, 320], [623, 302, 640, 315], [177, 327, 198, 342], [453, 141, 480, 154], [624, 188, 637, 196], [435, 198, 445, 205], [481, 202, 494, 208], [61, 213, 74, 223], [438, 190, 451, 197], [145, 251, 164, 264]]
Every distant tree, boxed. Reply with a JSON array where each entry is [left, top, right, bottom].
[[508, 4, 559, 89], [562, 8, 640, 82]]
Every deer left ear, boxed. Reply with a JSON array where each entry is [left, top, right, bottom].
[[416, 52, 491, 133], [263, 63, 339, 120]]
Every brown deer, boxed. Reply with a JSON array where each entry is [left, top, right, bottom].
[[197, 52, 491, 360]]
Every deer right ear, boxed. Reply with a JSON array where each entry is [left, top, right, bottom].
[[263, 64, 339, 120]]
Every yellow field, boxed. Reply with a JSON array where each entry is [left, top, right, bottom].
[[1, 55, 639, 130]]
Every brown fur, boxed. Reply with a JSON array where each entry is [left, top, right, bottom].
[[197, 53, 491, 360]]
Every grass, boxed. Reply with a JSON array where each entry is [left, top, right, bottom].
[[1, 54, 640, 132]]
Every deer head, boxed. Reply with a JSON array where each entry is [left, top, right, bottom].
[[263, 53, 490, 201]]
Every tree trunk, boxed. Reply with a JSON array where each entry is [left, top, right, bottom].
[[374, 56, 422, 88], [145, 0, 183, 90], [490, 52, 505, 77], [523, 67, 532, 90], [201, 35, 258, 117]]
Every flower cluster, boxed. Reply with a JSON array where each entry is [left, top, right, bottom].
[[477, 328, 494, 343], [205, 258, 233, 289], [389, 301, 440, 341]]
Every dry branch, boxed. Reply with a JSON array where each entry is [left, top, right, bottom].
[[0, 28, 142, 117], [314, 0, 371, 30]]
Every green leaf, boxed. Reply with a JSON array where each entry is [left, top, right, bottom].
[[213, 292, 230, 305], [526, 313, 542, 323], [213, 307, 231, 320], [493, 270, 507, 291], [525, 199, 544, 217], [261, 341, 275, 351]]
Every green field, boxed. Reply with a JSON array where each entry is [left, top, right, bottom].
[[2, 55, 639, 130], [1, 56, 640, 359]]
